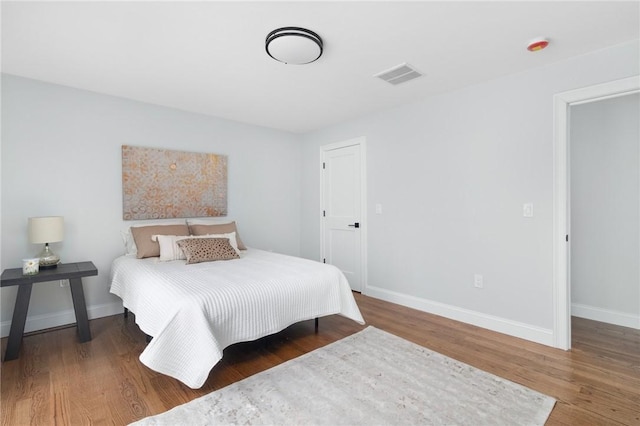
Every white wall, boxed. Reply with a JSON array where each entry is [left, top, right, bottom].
[[1, 74, 301, 336], [570, 93, 639, 328], [2, 40, 638, 346], [300, 40, 640, 345]]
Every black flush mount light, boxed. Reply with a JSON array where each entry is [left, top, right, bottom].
[[265, 27, 323, 65]]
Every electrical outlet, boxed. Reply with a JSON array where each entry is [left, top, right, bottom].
[[474, 274, 483, 288], [59, 279, 69, 288]]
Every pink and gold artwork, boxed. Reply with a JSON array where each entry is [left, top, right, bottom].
[[122, 145, 227, 220]]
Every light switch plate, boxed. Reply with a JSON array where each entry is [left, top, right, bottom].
[[474, 274, 483, 288], [523, 203, 534, 218]]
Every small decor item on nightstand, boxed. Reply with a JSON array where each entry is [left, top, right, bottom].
[[28, 216, 64, 269], [22, 258, 39, 275]]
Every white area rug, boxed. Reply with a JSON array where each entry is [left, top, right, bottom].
[[132, 327, 555, 425]]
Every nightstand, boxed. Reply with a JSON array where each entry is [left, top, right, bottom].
[[1, 261, 98, 361]]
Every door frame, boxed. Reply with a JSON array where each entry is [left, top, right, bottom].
[[320, 136, 367, 293], [552, 75, 640, 350]]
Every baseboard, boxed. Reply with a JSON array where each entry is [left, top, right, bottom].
[[363, 286, 554, 347], [0, 301, 123, 338], [572, 303, 640, 329]]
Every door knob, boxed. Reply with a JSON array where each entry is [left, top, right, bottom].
[[348, 222, 360, 228]]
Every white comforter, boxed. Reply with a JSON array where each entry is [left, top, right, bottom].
[[110, 248, 364, 388]]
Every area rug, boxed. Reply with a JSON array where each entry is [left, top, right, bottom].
[[131, 327, 555, 425]]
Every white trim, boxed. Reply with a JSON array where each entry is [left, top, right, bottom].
[[572, 303, 640, 330], [553, 75, 640, 350], [320, 137, 368, 293], [1, 301, 123, 338], [365, 286, 554, 346]]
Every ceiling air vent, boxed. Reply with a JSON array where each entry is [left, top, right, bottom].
[[374, 63, 423, 85]]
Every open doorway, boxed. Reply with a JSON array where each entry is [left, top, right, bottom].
[[553, 76, 640, 350], [569, 93, 639, 332]]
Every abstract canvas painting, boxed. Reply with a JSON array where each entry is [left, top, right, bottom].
[[122, 145, 227, 220]]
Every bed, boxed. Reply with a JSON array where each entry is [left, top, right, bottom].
[[110, 244, 365, 389]]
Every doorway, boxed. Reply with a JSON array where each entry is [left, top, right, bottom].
[[553, 76, 640, 350], [570, 93, 639, 331], [320, 137, 367, 292]]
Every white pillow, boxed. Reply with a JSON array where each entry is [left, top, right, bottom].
[[153, 235, 188, 261], [153, 232, 240, 262]]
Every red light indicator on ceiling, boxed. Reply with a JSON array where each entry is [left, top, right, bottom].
[[527, 38, 549, 52]]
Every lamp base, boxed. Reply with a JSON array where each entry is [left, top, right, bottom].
[[39, 263, 59, 269], [36, 243, 60, 269]]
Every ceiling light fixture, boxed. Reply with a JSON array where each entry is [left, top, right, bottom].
[[265, 27, 323, 65]]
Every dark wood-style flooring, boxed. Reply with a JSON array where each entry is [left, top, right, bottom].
[[1, 293, 639, 425]]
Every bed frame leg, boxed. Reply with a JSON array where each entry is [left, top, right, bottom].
[[315, 317, 319, 333], [122, 307, 151, 343]]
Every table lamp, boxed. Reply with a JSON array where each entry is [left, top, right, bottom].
[[28, 216, 64, 269]]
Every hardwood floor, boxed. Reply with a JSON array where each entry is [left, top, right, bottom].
[[2, 293, 639, 425]]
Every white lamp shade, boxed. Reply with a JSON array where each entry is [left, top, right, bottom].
[[28, 216, 64, 244]]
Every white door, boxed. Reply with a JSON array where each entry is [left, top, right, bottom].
[[321, 139, 365, 292]]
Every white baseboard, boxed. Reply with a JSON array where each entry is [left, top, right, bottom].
[[572, 303, 640, 329], [363, 286, 554, 347], [1, 301, 123, 338]]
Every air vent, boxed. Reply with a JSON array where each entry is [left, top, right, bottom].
[[374, 63, 423, 85]]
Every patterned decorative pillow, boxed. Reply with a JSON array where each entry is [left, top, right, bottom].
[[153, 232, 240, 262], [176, 238, 240, 264]]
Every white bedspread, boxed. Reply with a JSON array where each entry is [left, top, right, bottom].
[[109, 248, 364, 388]]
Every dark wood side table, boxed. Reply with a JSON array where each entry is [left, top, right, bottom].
[[1, 261, 98, 361]]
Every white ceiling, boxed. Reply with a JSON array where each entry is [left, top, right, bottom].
[[2, 1, 639, 133]]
